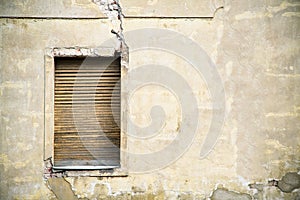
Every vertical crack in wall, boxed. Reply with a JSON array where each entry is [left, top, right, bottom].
[[93, 0, 128, 52], [93, 0, 129, 69]]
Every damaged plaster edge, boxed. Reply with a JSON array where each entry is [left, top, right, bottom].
[[45, 46, 118, 57], [65, 169, 128, 177], [42, 172, 300, 199], [108, 0, 224, 19], [43, 158, 128, 180], [92, 0, 124, 34], [248, 172, 300, 193], [248, 178, 280, 191], [92, 0, 128, 49], [209, 187, 252, 200], [119, 0, 224, 19], [208, 172, 300, 199], [46, 176, 78, 200], [44, 46, 128, 68]]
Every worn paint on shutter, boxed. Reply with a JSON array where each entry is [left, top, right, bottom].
[[54, 57, 121, 169]]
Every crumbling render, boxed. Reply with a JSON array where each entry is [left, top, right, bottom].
[[93, 0, 129, 69], [210, 188, 252, 200], [93, 0, 127, 49], [46, 47, 117, 58], [43, 157, 64, 179], [47, 177, 78, 200], [249, 172, 300, 193]]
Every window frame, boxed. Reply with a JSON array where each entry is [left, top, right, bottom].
[[44, 47, 128, 177]]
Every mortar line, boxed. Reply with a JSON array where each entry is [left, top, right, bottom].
[[0, 16, 108, 20], [0, 16, 213, 20], [124, 16, 213, 19]]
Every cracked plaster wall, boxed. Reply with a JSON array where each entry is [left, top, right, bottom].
[[0, 0, 299, 199]]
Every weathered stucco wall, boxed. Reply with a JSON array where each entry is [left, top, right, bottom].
[[0, 0, 299, 199]]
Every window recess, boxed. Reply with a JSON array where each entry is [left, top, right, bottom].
[[53, 56, 121, 170], [44, 47, 128, 176]]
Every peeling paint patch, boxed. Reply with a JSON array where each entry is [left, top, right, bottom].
[[92, 0, 128, 69], [0, 154, 9, 172], [13, 176, 38, 183], [235, 1, 300, 20], [265, 112, 299, 118], [0, 154, 31, 171], [249, 172, 300, 197], [267, 1, 300, 14], [235, 11, 272, 20], [47, 47, 116, 57], [93, 0, 123, 33], [47, 178, 78, 200], [0, 81, 24, 89], [93, 0, 120, 20], [282, 12, 300, 18], [210, 188, 252, 200], [265, 72, 300, 78]]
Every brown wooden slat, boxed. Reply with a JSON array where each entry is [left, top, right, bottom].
[[55, 90, 120, 94], [55, 69, 119, 72], [54, 141, 120, 145], [55, 93, 118, 96], [54, 138, 120, 143], [54, 157, 120, 161], [54, 101, 120, 104], [54, 112, 120, 116], [55, 64, 120, 68]]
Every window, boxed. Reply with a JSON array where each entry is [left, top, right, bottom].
[[44, 47, 127, 176], [54, 56, 120, 169]]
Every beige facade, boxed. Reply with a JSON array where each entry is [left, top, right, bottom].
[[0, 0, 299, 199]]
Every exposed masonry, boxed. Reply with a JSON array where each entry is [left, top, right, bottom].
[[44, 158, 64, 179], [92, 0, 122, 22], [46, 47, 117, 57], [45, 172, 300, 199], [248, 172, 300, 199], [277, 172, 300, 193], [249, 172, 300, 193]]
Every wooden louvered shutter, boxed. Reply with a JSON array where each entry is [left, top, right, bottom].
[[54, 56, 121, 169]]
